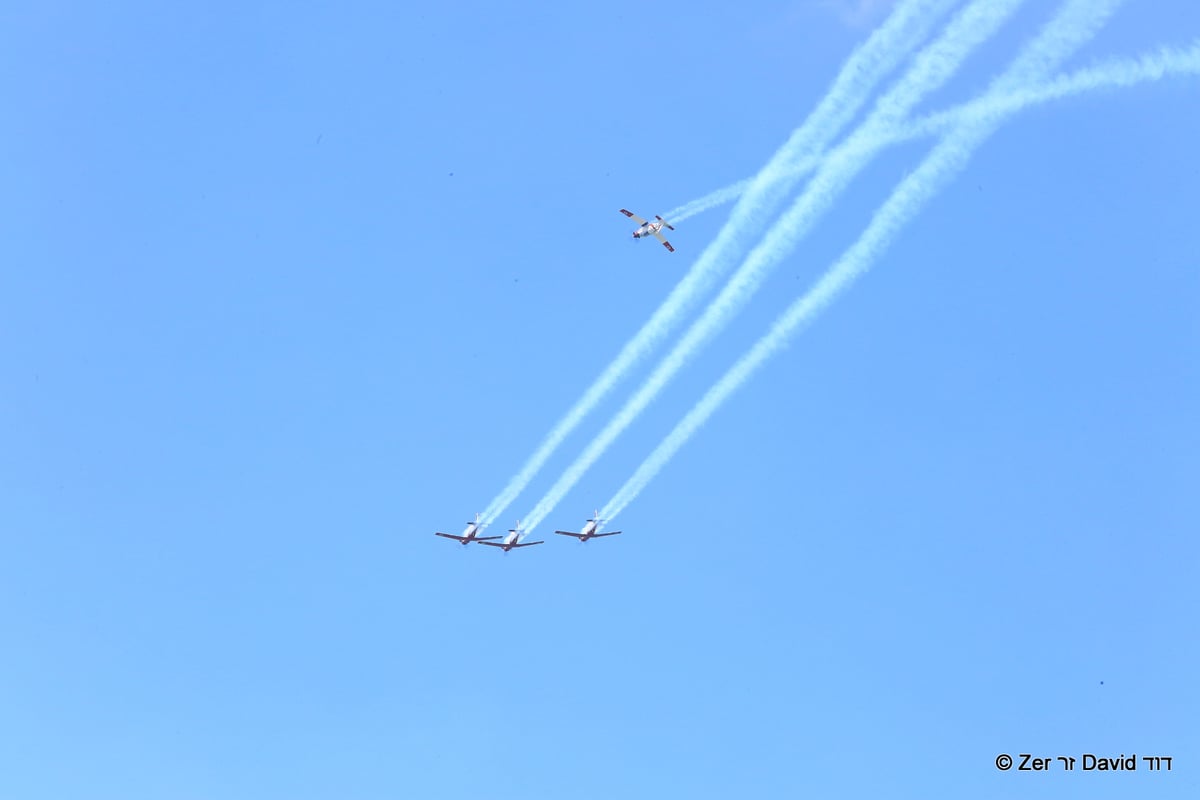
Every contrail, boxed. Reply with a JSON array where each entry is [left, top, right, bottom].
[[663, 180, 751, 226], [521, 0, 1030, 535], [604, 0, 1136, 523], [666, 40, 1200, 225], [478, 0, 957, 527]]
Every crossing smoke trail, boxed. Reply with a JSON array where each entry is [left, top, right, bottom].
[[520, 0, 1031, 535], [665, 42, 1200, 225], [477, 0, 957, 527], [604, 0, 1140, 523]]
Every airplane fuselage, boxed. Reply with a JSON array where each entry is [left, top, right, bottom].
[[633, 221, 664, 239]]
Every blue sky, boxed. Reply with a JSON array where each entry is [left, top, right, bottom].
[[2, 1, 1197, 797]]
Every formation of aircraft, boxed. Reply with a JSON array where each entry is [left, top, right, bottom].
[[555, 510, 621, 542], [433, 208, 667, 554], [620, 208, 676, 252], [435, 512, 619, 552]]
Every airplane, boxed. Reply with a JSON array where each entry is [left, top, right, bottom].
[[620, 209, 675, 252], [434, 513, 503, 545], [554, 510, 622, 542], [478, 520, 545, 552]]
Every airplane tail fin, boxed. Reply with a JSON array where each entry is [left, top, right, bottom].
[[656, 215, 675, 231]]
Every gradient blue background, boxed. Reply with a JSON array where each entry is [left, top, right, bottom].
[[2, 1, 1197, 797]]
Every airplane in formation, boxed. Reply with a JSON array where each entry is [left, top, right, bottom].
[[435, 511, 621, 551], [555, 510, 622, 542], [620, 208, 675, 252], [434, 513, 502, 545], [477, 520, 545, 552]]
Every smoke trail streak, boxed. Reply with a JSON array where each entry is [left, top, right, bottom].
[[666, 40, 1200, 225], [478, 0, 957, 527], [521, 0, 1030, 535], [605, 0, 1135, 523], [663, 181, 750, 225]]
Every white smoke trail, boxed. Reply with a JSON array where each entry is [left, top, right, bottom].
[[520, 0, 1030, 535], [478, 0, 958, 527], [663, 180, 751, 225], [604, 0, 1139, 523], [665, 40, 1200, 225]]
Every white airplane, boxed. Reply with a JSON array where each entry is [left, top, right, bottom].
[[554, 510, 622, 542], [620, 208, 675, 252], [478, 520, 544, 552], [434, 513, 502, 545]]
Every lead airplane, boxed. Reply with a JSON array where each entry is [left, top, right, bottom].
[[434, 513, 502, 545], [478, 520, 544, 552], [554, 510, 622, 542], [620, 209, 675, 252]]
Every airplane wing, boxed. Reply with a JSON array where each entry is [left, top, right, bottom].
[[652, 232, 675, 252], [436, 532, 504, 542], [509, 540, 545, 547], [554, 530, 585, 538], [592, 531, 622, 537], [620, 209, 647, 225]]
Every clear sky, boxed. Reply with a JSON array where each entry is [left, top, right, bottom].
[[2, 1, 1197, 797]]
